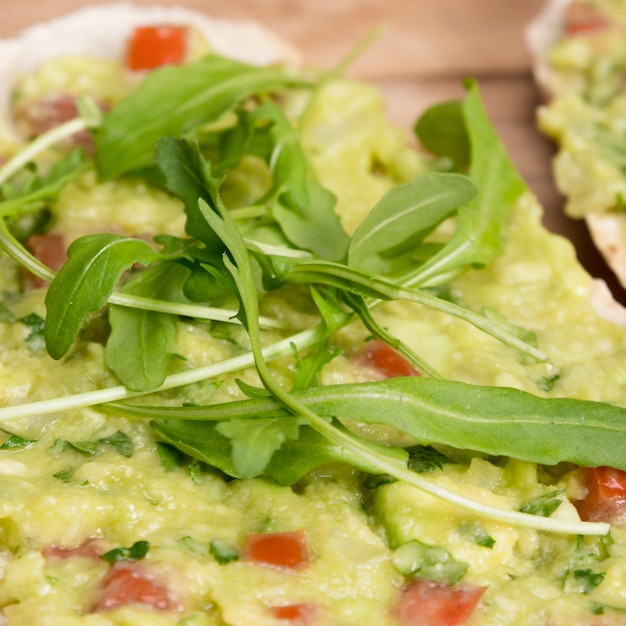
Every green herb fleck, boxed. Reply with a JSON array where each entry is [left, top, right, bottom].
[[19, 312, 45, 351], [519, 490, 564, 517], [0, 429, 36, 450], [392, 539, 468, 585], [459, 521, 495, 548], [209, 538, 239, 565], [100, 540, 150, 565], [53, 466, 75, 482]]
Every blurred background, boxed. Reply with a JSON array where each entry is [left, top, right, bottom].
[[4, 0, 620, 296]]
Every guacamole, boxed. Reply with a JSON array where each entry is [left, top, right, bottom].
[[1, 10, 626, 626], [535, 0, 626, 217]]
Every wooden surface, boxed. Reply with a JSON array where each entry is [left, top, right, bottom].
[[1, 0, 622, 297]]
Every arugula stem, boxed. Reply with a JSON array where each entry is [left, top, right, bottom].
[[0, 218, 281, 329], [303, 411, 609, 535], [284, 259, 550, 364], [0, 326, 324, 422], [0, 118, 89, 186], [206, 194, 607, 536]]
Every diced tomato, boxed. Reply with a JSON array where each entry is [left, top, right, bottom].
[[391, 579, 486, 626], [358, 339, 421, 379], [574, 466, 626, 524], [14, 94, 96, 150], [565, 1, 609, 35], [126, 26, 187, 71], [93, 564, 176, 612], [245, 530, 309, 570], [23, 234, 67, 289], [270, 603, 318, 623], [43, 539, 105, 561]]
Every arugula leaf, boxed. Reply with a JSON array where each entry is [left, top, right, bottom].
[[414, 100, 470, 170], [216, 417, 301, 478], [44, 234, 162, 359], [151, 419, 407, 485], [0, 150, 87, 218], [156, 441, 185, 472], [118, 376, 626, 473], [95, 56, 300, 180], [249, 103, 350, 261], [105, 263, 184, 391], [348, 172, 477, 275], [402, 80, 527, 287], [154, 138, 224, 251]]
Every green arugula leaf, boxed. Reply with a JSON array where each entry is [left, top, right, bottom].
[[44, 234, 162, 359], [215, 417, 301, 478], [156, 442, 185, 472], [154, 137, 224, 251], [249, 103, 350, 261], [119, 376, 626, 473], [105, 263, 184, 391], [95, 56, 299, 180], [348, 172, 477, 275], [407, 445, 457, 474], [414, 100, 470, 170], [0, 150, 87, 218], [402, 80, 527, 287], [151, 419, 406, 485]]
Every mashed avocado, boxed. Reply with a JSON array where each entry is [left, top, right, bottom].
[[1, 40, 626, 626], [537, 0, 626, 218]]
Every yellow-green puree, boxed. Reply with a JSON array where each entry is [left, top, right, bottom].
[[1, 49, 626, 626]]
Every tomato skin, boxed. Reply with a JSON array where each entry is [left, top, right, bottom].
[[93, 564, 176, 612], [246, 530, 309, 570], [575, 466, 626, 524], [270, 603, 318, 623], [358, 339, 421, 379], [127, 26, 187, 70], [391, 578, 486, 626]]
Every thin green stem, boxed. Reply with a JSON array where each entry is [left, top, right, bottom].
[[0, 326, 323, 422], [0, 118, 89, 186]]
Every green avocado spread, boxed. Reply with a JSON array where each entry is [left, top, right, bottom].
[[1, 27, 626, 626]]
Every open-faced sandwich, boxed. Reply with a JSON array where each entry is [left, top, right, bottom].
[[3, 3, 626, 625], [528, 0, 626, 291]]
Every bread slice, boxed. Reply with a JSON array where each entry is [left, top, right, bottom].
[[526, 0, 626, 307]]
